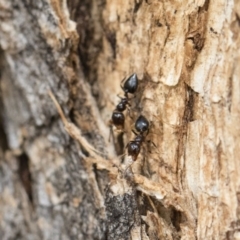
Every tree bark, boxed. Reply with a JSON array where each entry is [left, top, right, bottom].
[[0, 0, 239, 239]]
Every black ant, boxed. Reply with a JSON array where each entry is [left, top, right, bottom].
[[126, 115, 149, 161], [110, 73, 138, 131]]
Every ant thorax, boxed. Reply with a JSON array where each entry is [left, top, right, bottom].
[[122, 73, 138, 94]]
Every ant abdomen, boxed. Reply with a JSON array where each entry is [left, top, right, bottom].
[[122, 73, 138, 95]]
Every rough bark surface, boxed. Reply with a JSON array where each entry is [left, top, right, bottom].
[[0, 0, 239, 240]]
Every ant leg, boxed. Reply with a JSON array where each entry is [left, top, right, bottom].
[[131, 129, 138, 136], [126, 107, 133, 119], [145, 128, 150, 136], [120, 76, 127, 91], [117, 94, 124, 100], [123, 162, 134, 178], [127, 94, 137, 100], [108, 119, 115, 142], [145, 139, 151, 153], [142, 149, 151, 177], [146, 140, 158, 154], [150, 140, 157, 149], [125, 141, 132, 150], [112, 152, 127, 168], [108, 124, 113, 142]]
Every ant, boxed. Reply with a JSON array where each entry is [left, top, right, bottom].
[[110, 73, 138, 131], [126, 115, 149, 161]]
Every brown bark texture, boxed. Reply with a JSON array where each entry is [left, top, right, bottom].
[[0, 0, 240, 239]]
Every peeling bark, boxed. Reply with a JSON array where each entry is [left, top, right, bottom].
[[0, 0, 240, 239]]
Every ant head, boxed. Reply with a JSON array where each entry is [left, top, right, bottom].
[[111, 111, 125, 128], [135, 115, 149, 133], [127, 141, 141, 161], [123, 73, 138, 94]]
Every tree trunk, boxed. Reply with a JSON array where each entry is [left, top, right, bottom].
[[0, 0, 239, 239]]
